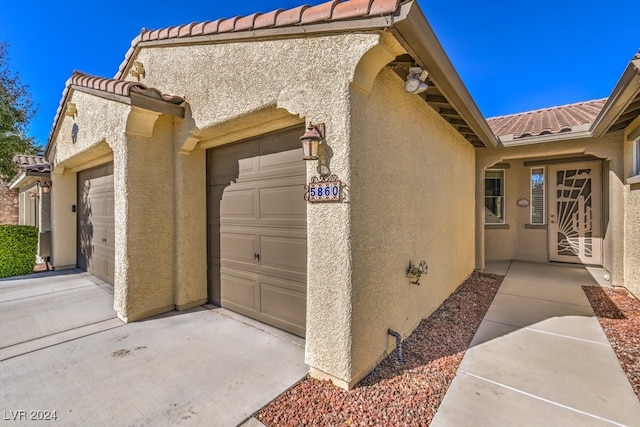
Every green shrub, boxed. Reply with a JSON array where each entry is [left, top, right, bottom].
[[0, 225, 38, 278]]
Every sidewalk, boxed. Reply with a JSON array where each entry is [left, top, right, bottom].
[[431, 261, 640, 427]]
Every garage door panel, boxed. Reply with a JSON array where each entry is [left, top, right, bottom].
[[209, 142, 258, 184], [220, 189, 258, 220], [261, 282, 306, 331], [220, 233, 257, 266], [259, 148, 305, 177], [220, 270, 259, 312], [260, 236, 306, 277], [259, 184, 306, 223]]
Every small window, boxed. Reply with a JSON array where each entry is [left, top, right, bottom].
[[485, 170, 505, 224], [531, 167, 545, 224], [634, 139, 640, 176]]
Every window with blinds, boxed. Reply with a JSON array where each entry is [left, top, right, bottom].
[[485, 170, 505, 224], [531, 167, 545, 224]]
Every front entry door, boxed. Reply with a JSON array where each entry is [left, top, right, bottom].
[[548, 161, 602, 265]]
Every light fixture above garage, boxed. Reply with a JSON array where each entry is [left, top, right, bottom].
[[404, 66, 429, 94], [300, 122, 325, 161]]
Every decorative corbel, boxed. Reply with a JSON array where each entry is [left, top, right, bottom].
[[129, 61, 146, 81], [65, 103, 78, 118]]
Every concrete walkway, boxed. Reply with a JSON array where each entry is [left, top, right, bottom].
[[431, 261, 640, 426], [0, 271, 307, 426]]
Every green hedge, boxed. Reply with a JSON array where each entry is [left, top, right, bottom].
[[0, 225, 38, 278]]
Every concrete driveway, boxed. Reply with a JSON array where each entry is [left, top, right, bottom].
[[0, 271, 307, 426]]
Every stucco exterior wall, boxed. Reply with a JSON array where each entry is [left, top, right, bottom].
[[50, 91, 128, 270], [477, 132, 625, 285], [348, 67, 476, 385], [50, 90, 178, 321], [128, 33, 386, 384], [623, 118, 640, 299], [484, 161, 549, 263]]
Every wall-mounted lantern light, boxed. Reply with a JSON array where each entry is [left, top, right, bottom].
[[404, 66, 429, 95], [299, 122, 325, 161], [41, 181, 51, 194]]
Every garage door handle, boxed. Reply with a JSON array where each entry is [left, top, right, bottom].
[[254, 253, 260, 262]]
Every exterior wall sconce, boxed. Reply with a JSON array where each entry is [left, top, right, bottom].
[[65, 103, 78, 118], [129, 61, 146, 80], [406, 260, 428, 285], [300, 122, 325, 161], [404, 67, 429, 95], [41, 182, 51, 194]]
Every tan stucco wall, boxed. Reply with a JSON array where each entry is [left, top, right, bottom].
[[50, 90, 128, 271], [50, 90, 178, 321], [348, 67, 476, 385], [623, 118, 640, 299], [477, 132, 625, 285], [127, 33, 386, 384], [484, 161, 548, 263]]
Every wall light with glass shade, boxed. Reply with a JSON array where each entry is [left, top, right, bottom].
[[299, 122, 325, 161]]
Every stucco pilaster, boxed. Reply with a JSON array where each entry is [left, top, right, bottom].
[[173, 122, 207, 311], [114, 115, 176, 322]]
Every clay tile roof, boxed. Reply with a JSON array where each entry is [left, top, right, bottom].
[[332, 0, 374, 20], [69, 71, 184, 104], [48, 71, 185, 147], [218, 17, 240, 33], [301, 1, 341, 24], [487, 99, 607, 139], [13, 155, 51, 173], [254, 9, 284, 28], [275, 5, 310, 27], [70, 71, 144, 97], [116, 0, 401, 78]]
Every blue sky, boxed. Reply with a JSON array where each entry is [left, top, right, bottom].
[[1, 0, 638, 147]]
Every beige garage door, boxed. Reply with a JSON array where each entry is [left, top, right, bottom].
[[208, 127, 307, 337], [77, 162, 115, 284]]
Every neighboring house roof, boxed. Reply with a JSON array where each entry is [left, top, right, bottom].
[[13, 155, 51, 174], [487, 99, 607, 139], [9, 155, 51, 190]]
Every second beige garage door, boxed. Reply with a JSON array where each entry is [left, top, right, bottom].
[[77, 162, 115, 284], [208, 127, 307, 337]]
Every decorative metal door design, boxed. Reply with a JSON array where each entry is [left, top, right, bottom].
[[548, 161, 602, 264]]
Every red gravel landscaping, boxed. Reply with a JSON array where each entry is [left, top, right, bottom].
[[257, 272, 504, 426], [583, 285, 640, 400]]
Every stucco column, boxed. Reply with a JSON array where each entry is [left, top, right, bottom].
[[173, 126, 207, 310], [113, 115, 177, 322], [302, 113, 355, 389]]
